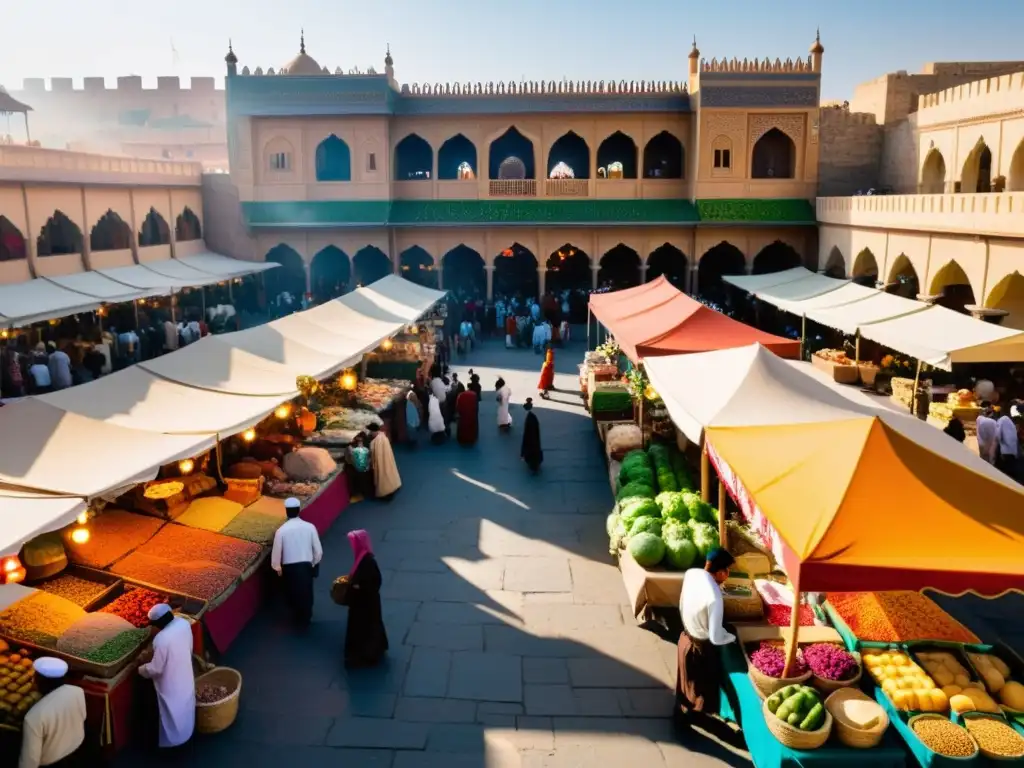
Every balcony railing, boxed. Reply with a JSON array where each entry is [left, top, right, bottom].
[[489, 179, 537, 197], [544, 179, 589, 198], [816, 192, 1024, 238]]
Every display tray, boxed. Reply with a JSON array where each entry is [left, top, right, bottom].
[[0, 625, 152, 681], [82, 575, 208, 621], [30, 565, 122, 611]]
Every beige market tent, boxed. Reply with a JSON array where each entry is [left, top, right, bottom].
[[174, 251, 281, 277], [217, 325, 353, 380], [43, 272, 155, 302], [724, 268, 850, 302], [0, 279, 105, 327], [0, 488, 87, 558], [96, 263, 224, 291]]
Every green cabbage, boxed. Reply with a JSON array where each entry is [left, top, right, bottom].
[[680, 491, 715, 523], [628, 532, 666, 567], [671, 451, 694, 491], [689, 521, 720, 558], [619, 498, 660, 526], [656, 468, 679, 493], [661, 519, 691, 542], [655, 491, 688, 521], [616, 481, 654, 502], [618, 451, 651, 483], [628, 516, 663, 538], [624, 465, 655, 487], [606, 512, 621, 537], [664, 537, 699, 571]]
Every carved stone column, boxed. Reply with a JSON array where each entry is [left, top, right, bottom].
[[591, 264, 600, 291], [485, 265, 494, 300], [538, 268, 546, 300]]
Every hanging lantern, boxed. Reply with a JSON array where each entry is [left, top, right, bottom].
[[644, 384, 659, 401], [76, 511, 89, 526], [0, 330, 7, 340], [96, 306, 107, 317], [275, 404, 292, 419], [178, 458, 195, 475], [381, 338, 394, 352], [70, 527, 90, 545], [1, 556, 25, 585], [340, 370, 358, 391], [242, 428, 257, 443]]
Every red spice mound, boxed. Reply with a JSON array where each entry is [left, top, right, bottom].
[[828, 591, 979, 644], [64, 510, 164, 569], [112, 552, 239, 601], [99, 587, 169, 628], [766, 603, 817, 627], [135, 524, 261, 572]]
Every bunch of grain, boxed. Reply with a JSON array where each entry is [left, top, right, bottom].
[[63, 510, 164, 569], [0, 593, 85, 647], [828, 592, 978, 643], [112, 552, 240, 601], [38, 575, 109, 607], [136, 526, 261, 572], [56, 613, 135, 657], [911, 717, 977, 758]]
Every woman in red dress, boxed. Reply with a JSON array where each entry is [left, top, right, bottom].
[[537, 347, 555, 398], [456, 389, 479, 445]]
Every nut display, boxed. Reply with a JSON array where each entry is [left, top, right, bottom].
[[99, 587, 170, 628], [911, 716, 977, 758], [0, 646, 39, 727], [963, 716, 1024, 758], [37, 574, 109, 607], [135, 525, 261, 572], [196, 683, 230, 704]]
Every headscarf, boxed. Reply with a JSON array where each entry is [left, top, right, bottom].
[[348, 529, 373, 576]]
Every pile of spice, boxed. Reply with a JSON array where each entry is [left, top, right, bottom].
[[220, 507, 285, 545], [64, 510, 165, 569], [765, 603, 817, 627], [99, 587, 169, 628], [911, 716, 977, 758], [196, 683, 230, 704], [0, 592, 86, 647], [963, 716, 1024, 758], [136, 525, 262, 572], [827, 591, 979, 644], [37, 574, 110, 608], [175, 497, 244, 533], [56, 613, 148, 664], [112, 553, 239, 601]]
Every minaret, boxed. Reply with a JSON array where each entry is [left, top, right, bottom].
[[225, 40, 238, 77], [688, 37, 700, 92], [384, 44, 395, 83], [810, 29, 824, 73]]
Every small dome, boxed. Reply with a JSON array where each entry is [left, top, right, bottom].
[[688, 36, 700, 60], [385, 45, 393, 67], [225, 42, 238, 65], [810, 29, 824, 54], [282, 30, 322, 75]]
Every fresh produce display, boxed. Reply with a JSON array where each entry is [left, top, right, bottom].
[[618, 496, 659, 525], [618, 449, 652, 483], [616, 481, 654, 502], [663, 533, 698, 571], [36, 574, 110, 607], [765, 604, 817, 628], [679, 491, 716, 524], [827, 591, 980, 644], [591, 388, 632, 413], [963, 716, 1024, 758], [64, 509, 164, 569], [21, 534, 68, 581], [948, 687, 1001, 714], [0, 592, 85, 647], [0, 642, 40, 727], [670, 450, 694, 491], [999, 680, 1024, 711], [265, 480, 320, 499], [750, 642, 809, 678], [910, 716, 977, 758], [966, 651, 1013, 697], [803, 643, 859, 681], [135, 525, 262, 572], [627, 532, 665, 567], [196, 682, 231, 704], [825, 688, 885, 730], [80, 628, 149, 664], [56, 613, 143, 660], [660, 518, 690, 542], [353, 378, 408, 412], [100, 587, 170, 628], [689, 520, 720, 558], [766, 685, 826, 731], [863, 650, 948, 712], [915, 650, 977, 690], [655, 491, 688, 521], [113, 552, 240, 601], [628, 516, 662, 538], [647, 444, 679, 493]]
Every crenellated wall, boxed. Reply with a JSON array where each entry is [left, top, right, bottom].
[[816, 106, 882, 195]]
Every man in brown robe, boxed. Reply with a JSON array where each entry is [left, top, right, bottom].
[[367, 424, 402, 501]]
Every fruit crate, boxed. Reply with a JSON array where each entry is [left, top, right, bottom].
[[0, 626, 153, 681], [811, 353, 859, 384]]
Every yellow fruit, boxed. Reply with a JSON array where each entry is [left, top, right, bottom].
[[990, 656, 1011, 678], [942, 684, 963, 698], [915, 690, 933, 711], [954, 674, 971, 688], [892, 655, 907, 667], [882, 679, 899, 694], [892, 690, 910, 710], [950, 694, 976, 713], [981, 668, 1005, 694], [885, 665, 899, 678], [863, 653, 881, 666], [878, 653, 892, 665], [931, 689, 949, 712], [1000, 681, 1024, 711], [932, 668, 954, 687]]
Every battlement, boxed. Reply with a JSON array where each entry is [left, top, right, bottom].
[[239, 65, 381, 77], [918, 70, 1024, 110], [18, 76, 223, 92], [700, 55, 815, 74], [397, 79, 687, 97], [819, 104, 878, 127]]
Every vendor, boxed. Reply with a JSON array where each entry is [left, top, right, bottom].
[[675, 548, 736, 733], [138, 604, 195, 750], [19, 658, 87, 768], [271, 498, 324, 627]]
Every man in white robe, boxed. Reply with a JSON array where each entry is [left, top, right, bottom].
[[138, 604, 195, 749], [19, 657, 87, 768]]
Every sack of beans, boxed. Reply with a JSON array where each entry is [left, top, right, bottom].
[[283, 447, 337, 482]]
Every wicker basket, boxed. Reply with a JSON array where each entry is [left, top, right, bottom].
[[908, 714, 979, 761], [762, 698, 833, 749], [722, 577, 763, 622], [825, 688, 889, 748], [744, 642, 813, 697], [195, 666, 242, 734], [962, 714, 1024, 761], [811, 650, 863, 693]]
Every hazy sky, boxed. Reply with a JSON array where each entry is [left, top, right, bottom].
[[2, 0, 1023, 100]]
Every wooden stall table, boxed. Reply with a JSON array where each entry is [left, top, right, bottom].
[[619, 549, 684, 621]]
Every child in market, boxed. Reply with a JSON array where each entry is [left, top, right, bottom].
[[346, 432, 374, 501]]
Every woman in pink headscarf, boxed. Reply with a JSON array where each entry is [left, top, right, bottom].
[[344, 530, 388, 668]]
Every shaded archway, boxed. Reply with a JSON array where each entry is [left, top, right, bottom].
[[598, 244, 641, 290], [395, 134, 433, 180], [643, 131, 683, 179], [488, 127, 535, 179], [437, 134, 477, 180], [37, 211, 83, 257], [544, 244, 591, 294], [697, 242, 745, 302], [1010, 140, 1024, 191], [495, 244, 539, 299], [961, 140, 992, 194], [399, 246, 438, 289], [852, 248, 879, 287], [442, 245, 486, 297], [310, 245, 351, 302], [138, 208, 170, 247], [823, 246, 845, 279], [752, 241, 801, 275], [751, 128, 795, 179], [929, 260, 976, 314], [921, 149, 947, 194], [646, 244, 688, 290], [0, 216, 26, 262], [90, 210, 133, 252], [597, 132, 638, 179], [265, 244, 306, 299], [986, 272, 1024, 330], [315, 135, 351, 181], [547, 131, 589, 178], [175, 207, 203, 241], [353, 246, 392, 287], [885, 254, 919, 300]]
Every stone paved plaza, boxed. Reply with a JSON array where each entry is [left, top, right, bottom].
[[118, 335, 749, 767]]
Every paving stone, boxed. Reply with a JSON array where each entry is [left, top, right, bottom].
[[227, 709, 334, 746], [521, 603, 625, 630], [325, 717, 429, 749], [404, 621, 484, 651], [404, 647, 451, 698], [522, 592, 574, 605], [503, 557, 573, 592], [425, 723, 488, 752], [522, 658, 570, 684], [395, 696, 477, 723], [416, 600, 515, 625], [567, 658, 667, 688], [483, 625, 595, 658], [524, 684, 577, 716], [448, 651, 523, 703]]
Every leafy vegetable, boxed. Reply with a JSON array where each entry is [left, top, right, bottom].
[[619, 498, 660, 526], [661, 519, 691, 542], [606, 512, 621, 537], [689, 521, 720, 557], [616, 481, 655, 502], [655, 491, 688, 521], [628, 532, 666, 567], [664, 538, 698, 571], [628, 516, 663, 538]]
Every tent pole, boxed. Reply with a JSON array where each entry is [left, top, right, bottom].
[[799, 314, 806, 359], [133, 300, 140, 330], [854, 330, 861, 366], [718, 478, 728, 549], [910, 359, 923, 415], [782, 586, 802, 677], [201, 286, 207, 318], [700, 442, 710, 503], [587, 307, 591, 351], [170, 289, 177, 325]]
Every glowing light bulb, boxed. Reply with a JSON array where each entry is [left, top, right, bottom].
[[0, 330, 7, 340], [275, 404, 291, 419], [71, 528, 90, 544], [242, 428, 257, 443], [77, 512, 89, 526], [381, 338, 394, 352], [3, 557, 18, 573], [178, 458, 195, 475], [340, 371, 357, 391]]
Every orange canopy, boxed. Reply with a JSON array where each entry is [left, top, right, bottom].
[[589, 276, 800, 362], [706, 418, 1024, 595]]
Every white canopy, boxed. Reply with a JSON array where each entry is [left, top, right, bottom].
[[0, 280, 101, 327], [724, 268, 850, 302], [266, 313, 384, 364], [175, 252, 281, 277], [0, 488, 87, 558], [801, 290, 931, 335], [141, 258, 227, 282], [43, 272, 153, 302], [96, 264, 223, 291], [0, 398, 207, 497], [721, 268, 812, 293], [217, 326, 352, 380]]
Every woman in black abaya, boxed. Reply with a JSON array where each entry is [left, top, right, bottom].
[[344, 529, 389, 668], [520, 398, 543, 473]]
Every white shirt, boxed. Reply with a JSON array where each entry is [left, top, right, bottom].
[[976, 415, 999, 463], [29, 364, 51, 388], [997, 415, 1019, 457], [163, 321, 179, 351], [430, 377, 448, 402], [19, 684, 86, 768], [139, 616, 194, 748], [271, 517, 323, 574], [680, 568, 736, 646]]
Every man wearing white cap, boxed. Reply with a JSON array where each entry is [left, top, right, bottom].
[[19, 657, 87, 768], [138, 604, 194, 749], [271, 496, 323, 627]]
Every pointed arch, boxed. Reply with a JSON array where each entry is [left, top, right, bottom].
[[265, 244, 306, 298], [961, 139, 992, 194], [597, 131, 638, 179], [90, 210, 133, 252], [751, 128, 795, 179], [823, 246, 845, 279], [138, 208, 170, 247], [495, 243, 539, 299], [438, 134, 477, 180], [852, 248, 879, 287], [646, 244, 688, 289], [399, 246, 438, 289], [353, 246, 392, 287], [598, 244, 641, 290], [442, 245, 486, 297], [545, 243, 590, 293], [985, 271, 1024, 329], [175, 207, 202, 241], [1010, 139, 1024, 192], [920, 149, 947, 194], [753, 241, 801, 274], [643, 131, 683, 179], [885, 254, 919, 299], [315, 135, 352, 181], [37, 211, 83, 257], [310, 245, 351, 302], [488, 127, 535, 179], [929, 260, 976, 314], [697, 242, 745, 301], [547, 131, 590, 179], [0, 216, 27, 262], [395, 133, 433, 180]]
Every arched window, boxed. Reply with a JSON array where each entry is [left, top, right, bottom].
[[37, 211, 84, 257], [175, 207, 203, 241], [488, 127, 535, 179], [920, 149, 947, 194], [442, 245, 486, 297], [394, 134, 433, 180], [547, 131, 590, 179], [697, 242, 745, 302], [597, 132, 637, 179], [0, 216, 27, 262], [961, 141, 992, 194], [138, 208, 171, 247], [265, 244, 306, 299], [753, 241, 801, 274], [353, 246, 392, 287], [90, 210, 133, 252], [315, 135, 352, 181], [643, 131, 683, 179], [598, 244, 641, 290], [438, 134, 477, 180], [399, 246, 437, 289], [647, 244, 688, 289], [751, 128, 795, 179], [310, 246, 351, 302]]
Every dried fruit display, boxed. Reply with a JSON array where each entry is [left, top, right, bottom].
[[0, 592, 85, 647], [828, 592, 979, 644], [353, 378, 408, 412], [37, 574, 110, 607], [64, 509, 165, 569], [112, 553, 240, 601], [134, 525, 262, 572], [265, 480, 320, 499], [765, 603, 817, 627], [316, 406, 382, 432], [196, 683, 230, 704], [143, 481, 184, 500], [99, 587, 169, 628]]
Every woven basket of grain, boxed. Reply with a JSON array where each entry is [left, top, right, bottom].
[[195, 666, 242, 734]]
